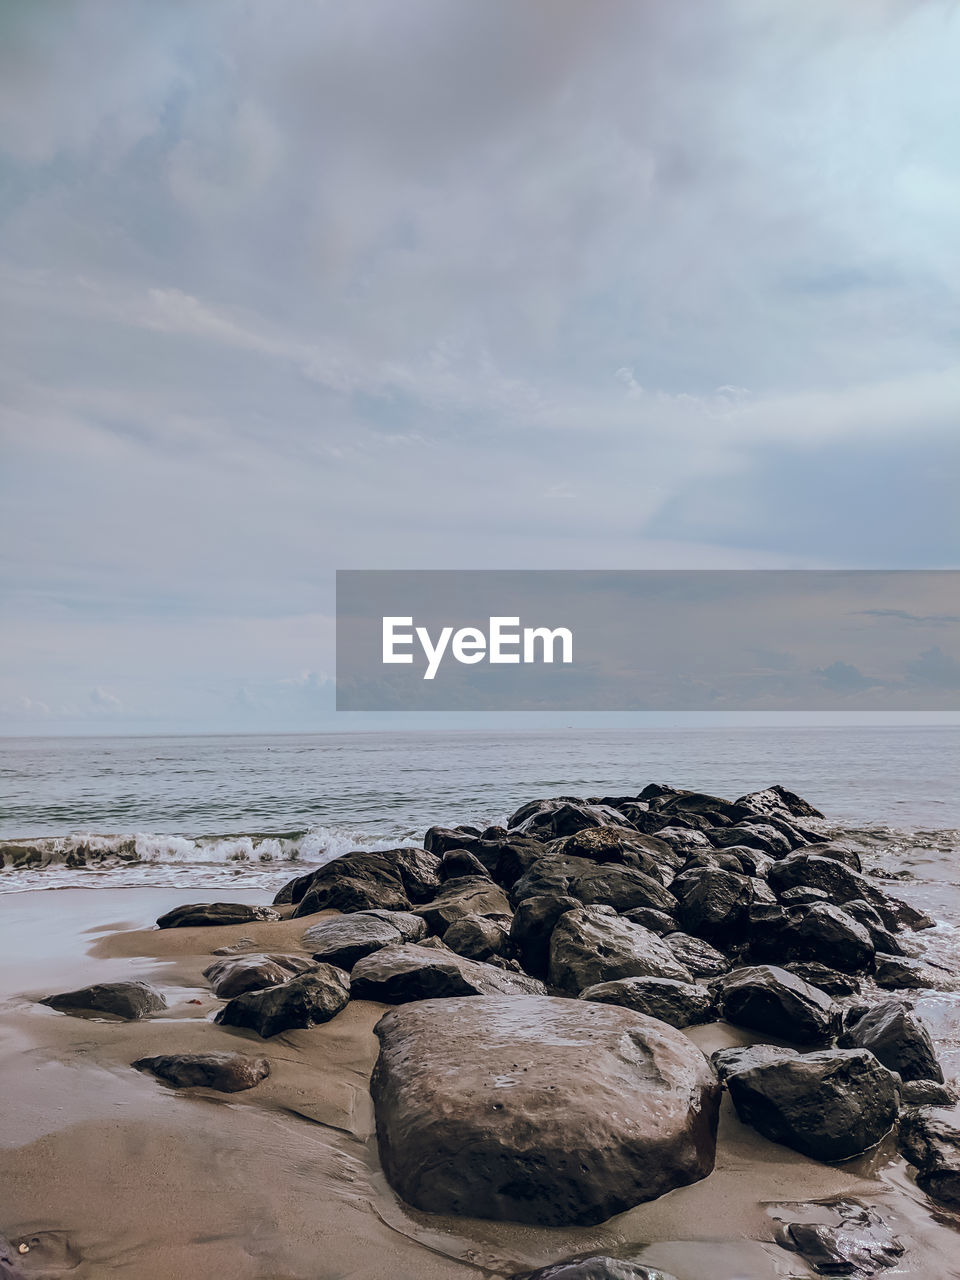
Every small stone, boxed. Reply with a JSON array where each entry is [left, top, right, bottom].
[[134, 1052, 270, 1092], [41, 980, 167, 1021]]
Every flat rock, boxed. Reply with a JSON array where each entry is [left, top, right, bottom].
[[215, 965, 350, 1037], [838, 1000, 943, 1083], [549, 906, 692, 995], [351, 942, 546, 1003], [718, 965, 836, 1045], [133, 1052, 270, 1092], [301, 911, 426, 968], [897, 1103, 960, 1208], [371, 995, 720, 1226], [202, 952, 317, 998], [41, 980, 167, 1020], [156, 902, 281, 928], [726, 1048, 899, 1160], [579, 977, 714, 1028], [512, 801, 631, 841]]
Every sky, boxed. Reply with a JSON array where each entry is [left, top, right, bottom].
[[1, 0, 958, 734]]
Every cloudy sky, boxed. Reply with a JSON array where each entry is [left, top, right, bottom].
[[1, 0, 958, 733]]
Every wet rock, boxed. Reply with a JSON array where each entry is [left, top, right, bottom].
[[488, 836, 552, 886], [710, 1044, 800, 1082], [674, 868, 754, 945], [41, 980, 167, 1020], [736, 785, 825, 821], [156, 902, 281, 928], [726, 1048, 899, 1160], [202, 952, 316, 998], [350, 942, 546, 1002], [652, 826, 715, 856], [785, 904, 875, 974], [840, 900, 904, 954], [518, 1259, 678, 1280], [710, 823, 792, 857], [718, 965, 837, 1045], [549, 906, 692, 995], [371, 994, 720, 1226], [780, 886, 830, 907], [512, 801, 633, 841], [439, 849, 490, 880], [288, 847, 442, 917], [662, 931, 730, 978], [580, 977, 715, 1028], [215, 965, 350, 1037], [768, 855, 926, 934], [443, 912, 511, 961], [133, 1051, 270, 1092], [622, 907, 676, 934], [805, 841, 863, 872], [897, 1104, 960, 1208], [300, 912, 425, 968], [508, 894, 580, 978], [512, 855, 677, 916], [838, 1000, 943, 1083], [646, 789, 756, 827], [424, 825, 483, 856], [548, 827, 681, 875], [874, 953, 940, 989], [783, 962, 861, 998], [900, 1079, 956, 1107], [414, 875, 512, 934], [770, 1199, 904, 1276], [210, 937, 256, 955]]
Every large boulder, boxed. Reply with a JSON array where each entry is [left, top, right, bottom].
[[350, 942, 546, 1003], [414, 875, 512, 934], [443, 913, 511, 961], [41, 980, 167, 1020], [898, 1104, 960, 1208], [509, 894, 581, 978], [752, 903, 875, 974], [512, 855, 677, 916], [156, 902, 280, 928], [710, 1044, 800, 1082], [215, 965, 350, 1037], [512, 801, 634, 841], [736, 785, 824, 821], [370, 995, 720, 1226], [838, 1001, 943, 1083], [662, 931, 730, 978], [579, 977, 714, 1028], [768, 854, 929, 933], [726, 1048, 899, 1160], [547, 827, 680, 875], [133, 1052, 270, 1092], [717, 965, 837, 1045], [202, 953, 317, 998], [549, 906, 692, 995], [301, 910, 427, 969], [708, 823, 792, 857], [439, 849, 491, 880], [673, 868, 754, 944], [286, 847, 442, 917], [423, 825, 483, 856]]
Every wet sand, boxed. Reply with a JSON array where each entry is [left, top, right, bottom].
[[1, 888, 959, 1279]]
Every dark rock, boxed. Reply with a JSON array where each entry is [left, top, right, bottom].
[[156, 902, 281, 928], [897, 1104, 960, 1208], [622, 907, 676, 935], [508, 894, 580, 978], [548, 827, 681, 874], [718, 965, 837, 1045], [769, 854, 928, 933], [511, 800, 632, 841], [210, 937, 256, 955], [301, 911, 427, 968], [900, 1079, 956, 1107], [874, 953, 940, 989], [838, 1000, 943, 1083], [736, 785, 825, 821], [371, 994, 720, 1226], [787, 904, 875, 974], [518, 1259, 678, 1280], [439, 849, 490, 880], [805, 841, 863, 872], [783, 962, 861, 998], [414, 875, 513, 934], [726, 1048, 899, 1160], [215, 965, 350, 1037], [652, 826, 715, 855], [350, 942, 546, 1003], [512, 854, 677, 916], [133, 1052, 270, 1092], [488, 836, 552, 886], [202, 952, 317, 998], [580, 977, 715, 1028], [648, 790, 756, 827], [842, 900, 905, 954], [771, 1200, 904, 1276], [710, 823, 792, 857], [273, 870, 316, 905], [424, 825, 483, 856], [443, 913, 511, 961], [41, 980, 167, 1020], [780, 886, 830, 907], [549, 905, 693, 995], [710, 1044, 800, 1082], [290, 847, 442, 918], [674, 868, 754, 945], [663, 931, 730, 977]]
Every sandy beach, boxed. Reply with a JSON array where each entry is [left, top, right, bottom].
[[1, 884, 957, 1280]]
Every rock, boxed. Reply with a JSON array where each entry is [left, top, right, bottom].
[[653, 826, 715, 855], [874, 953, 940, 989], [41, 980, 167, 1020], [842, 899, 905, 953], [439, 849, 490, 880], [350, 942, 546, 1003], [288, 847, 442, 917], [370, 994, 720, 1226], [900, 1079, 956, 1107], [301, 911, 426, 969], [897, 1104, 960, 1207], [580, 977, 715, 1028], [488, 836, 552, 886], [443, 913, 511, 961], [710, 823, 792, 857], [646, 789, 756, 827], [548, 827, 680, 875], [414, 875, 513, 934], [736, 785, 825, 821], [518, 1259, 678, 1280], [771, 1200, 904, 1276], [622, 907, 676, 934], [768, 854, 923, 934], [133, 1052, 270, 1092], [215, 965, 350, 1037], [674, 868, 754, 944], [508, 894, 581, 978], [718, 965, 837, 1045], [787, 903, 875, 974], [424, 825, 483, 856], [805, 841, 863, 872], [512, 855, 677, 916], [210, 937, 256, 955], [156, 902, 281, 928], [202, 953, 316, 998], [726, 1048, 899, 1160], [549, 906, 692, 996], [780, 886, 830, 907], [510, 800, 630, 840], [783, 961, 861, 997], [662, 932, 729, 978], [838, 1001, 943, 1083], [710, 1044, 800, 1082]]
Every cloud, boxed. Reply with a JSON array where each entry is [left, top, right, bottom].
[[905, 646, 960, 689]]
